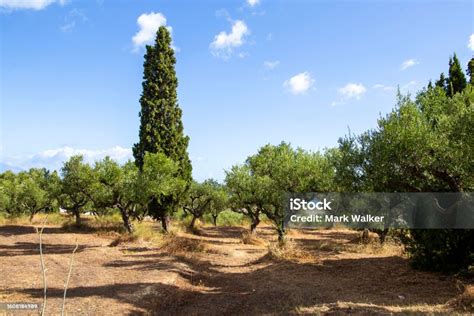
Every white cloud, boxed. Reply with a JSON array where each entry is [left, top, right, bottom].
[[132, 12, 168, 51], [264, 60, 279, 70], [60, 9, 87, 32], [338, 83, 367, 99], [468, 34, 474, 51], [401, 59, 419, 70], [0, 0, 67, 10], [2, 146, 133, 171], [247, 0, 260, 7], [373, 83, 395, 91], [210, 20, 249, 59], [401, 80, 417, 92], [283, 72, 314, 95]]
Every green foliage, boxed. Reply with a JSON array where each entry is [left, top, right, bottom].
[[226, 142, 335, 240], [402, 229, 474, 273], [336, 87, 473, 193], [210, 210, 248, 226], [468, 57, 474, 85], [139, 152, 187, 230], [182, 179, 228, 229], [225, 164, 266, 233], [207, 181, 228, 226], [435, 73, 447, 92], [447, 53, 467, 97], [93, 157, 142, 232], [0, 169, 60, 218], [59, 155, 95, 225], [335, 55, 474, 272], [0, 171, 21, 215], [132, 26, 192, 231]]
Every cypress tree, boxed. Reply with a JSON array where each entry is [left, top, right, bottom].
[[446, 53, 467, 97], [435, 73, 447, 92], [467, 57, 474, 85], [133, 26, 192, 231]]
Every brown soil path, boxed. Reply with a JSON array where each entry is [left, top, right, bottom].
[[0, 224, 466, 315]]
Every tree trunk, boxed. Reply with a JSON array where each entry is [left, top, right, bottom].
[[74, 209, 81, 226], [277, 227, 285, 243], [189, 215, 197, 230], [250, 217, 260, 234], [160, 214, 169, 233], [378, 228, 388, 244], [361, 228, 369, 243], [212, 214, 218, 226], [119, 208, 133, 233]]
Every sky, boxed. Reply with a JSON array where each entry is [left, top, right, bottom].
[[1, 0, 473, 181]]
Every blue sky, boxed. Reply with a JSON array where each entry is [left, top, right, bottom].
[[1, 0, 473, 180]]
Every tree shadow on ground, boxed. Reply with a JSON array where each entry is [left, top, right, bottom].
[[12, 226, 463, 315], [15, 253, 461, 314], [0, 222, 124, 237], [0, 241, 91, 257]]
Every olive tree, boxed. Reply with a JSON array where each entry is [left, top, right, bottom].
[[247, 143, 335, 241], [183, 179, 227, 230], [59, 155, 95, 226], [208, 181, 228, 226], [139, 152, 187, 232], [0, 171, 20, 216], [226, 143, 334, 241], [335, 80, 473, 271], [17, 168, 60, 221], [225, 165, 268, 234], [93, 158, 141, 233]]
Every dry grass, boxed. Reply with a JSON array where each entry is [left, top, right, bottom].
[[311, 240, 346, 252], [186, 225, 205, 236], [267, 239, 315, 262], [241, 231, 266, 246], [107, 222, 164, 246], [295, 301, 450, 314], [160, 235, 208, 254], [347, 239, 405, 256], [132, 222, 163, 243], [0, 213, 69, 226], [448, 284, 474, 313], [108, 233, 138, 247]]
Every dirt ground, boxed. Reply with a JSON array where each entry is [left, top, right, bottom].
[[0, 223, 471, 315]]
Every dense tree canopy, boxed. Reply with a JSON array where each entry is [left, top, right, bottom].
[[333, 56, 474, 271], [226, 142, 335, 240]]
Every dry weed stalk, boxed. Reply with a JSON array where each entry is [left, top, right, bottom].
[[61, 239, 79, 316], [35, 215, 49, 316]]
